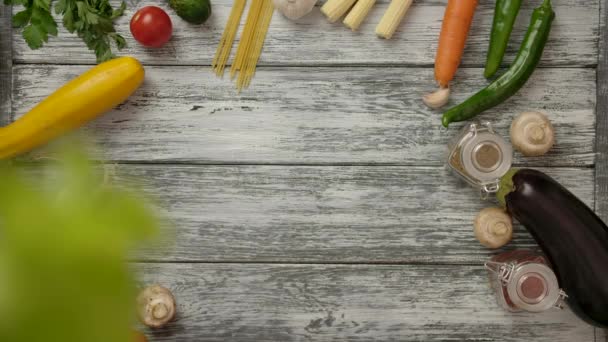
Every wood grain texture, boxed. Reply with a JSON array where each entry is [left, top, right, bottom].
[[598, 328, 607, 342], [594, 0, 607, 339], [134, 263, 594, 342], [12, 0, 598, 66], [4, 0, 603, 339], [0, 4, 11, 126], [106, 164, 594, 263], [597, 0, 608, 222], [12, 65, 596, 165]]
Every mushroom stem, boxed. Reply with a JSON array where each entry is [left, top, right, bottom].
[[474, 207, 513, 249], [510, 111, 555, 157], [423, 86, 450, 109], [527, 124, 546, 144], [137, 285, 176, 328], [152, 301, 170, 319], [490, 221, 509, 236]]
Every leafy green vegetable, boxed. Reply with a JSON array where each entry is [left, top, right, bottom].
[[0, 145, 160, 342], [5, 0, 127, 62]]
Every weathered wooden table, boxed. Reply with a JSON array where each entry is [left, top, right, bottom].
[[2, 0, 608, 340]]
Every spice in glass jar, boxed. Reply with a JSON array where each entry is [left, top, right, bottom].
[[485, 249, 567, 313], [447, 122, 512, 195]]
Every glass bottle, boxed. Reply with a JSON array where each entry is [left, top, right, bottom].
[[485, 250, 567, 313], [446, 122, 513, 197]]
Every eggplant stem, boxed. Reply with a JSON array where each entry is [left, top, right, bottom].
[[496, 168, 519, 208]]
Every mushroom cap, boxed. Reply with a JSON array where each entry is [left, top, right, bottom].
[[136, 285, 176, 328], [474, 207, 513, 249], [510, 111, 555, 157]]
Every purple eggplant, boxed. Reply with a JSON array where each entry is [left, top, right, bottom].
[[496, 168, 608, 327]]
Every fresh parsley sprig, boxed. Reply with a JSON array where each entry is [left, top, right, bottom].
[[4, 0, 127, 63]]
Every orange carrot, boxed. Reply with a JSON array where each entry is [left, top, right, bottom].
[[423, 0, 478, 109], [435, 0, 478, 87]]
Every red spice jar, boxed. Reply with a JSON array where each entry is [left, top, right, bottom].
[[485, 250, 567, 312]]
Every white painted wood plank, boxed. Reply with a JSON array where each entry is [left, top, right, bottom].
[[12, 0, 598, 66], [135, 263, 595, 341], [0, 4, 12, 126], [12, 65, 595, 165], [106, 165, 593, 263], [594, 0, 608, 340]]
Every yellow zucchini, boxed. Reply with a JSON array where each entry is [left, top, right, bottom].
[[2, 56, 145, 159]]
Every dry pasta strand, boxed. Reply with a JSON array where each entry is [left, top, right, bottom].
[[241, 0, 266, 87], [217, 0, 247, 75], [237, 0, 274, 89], [243, 0, 273, 88], [213, 0, 273, 90], [213, 0, 247, 76], [231, 0, 263, 79]]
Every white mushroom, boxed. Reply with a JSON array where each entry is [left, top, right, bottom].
[[273, 0, 318, 20], [422, 86, 450, 109], [510, 111, 555, 157], [136, 285, 176, 328], [474, 207, 513, 249]]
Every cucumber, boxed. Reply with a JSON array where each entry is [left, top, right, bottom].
[[168, 0, 212, 24]]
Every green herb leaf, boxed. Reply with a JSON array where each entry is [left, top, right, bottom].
[[22, 24, 47, 49], [98, 46, 114, 62], [55, 0, 67, 15], [31, 6, 58, 36], [110, 32, 127, 49], [13, 0, 127, 62], [111, 1, 126, 19], [12, 9, 32, 28], [5, 0, 28, 6], [33, 0, 52, 12]]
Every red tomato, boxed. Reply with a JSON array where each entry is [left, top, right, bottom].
[[130, 6, 173, 48]]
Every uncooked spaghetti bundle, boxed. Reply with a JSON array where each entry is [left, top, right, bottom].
[[212, 0, 247, 76], [213, 0, 274, 90]]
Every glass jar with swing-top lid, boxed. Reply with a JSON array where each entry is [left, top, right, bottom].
[[485, 250, 568, 313], [446, 122, 513, 197]]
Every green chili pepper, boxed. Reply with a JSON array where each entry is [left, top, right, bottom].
[[442, 0, 555, 128], [484, 0, 523, 78]]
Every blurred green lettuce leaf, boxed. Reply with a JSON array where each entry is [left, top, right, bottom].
[[0, 145, 160, 342]]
